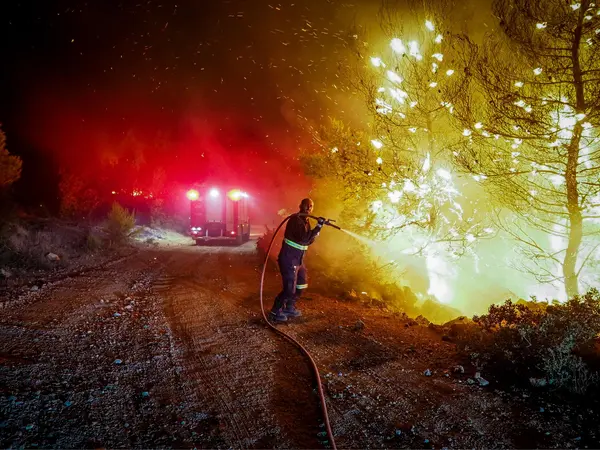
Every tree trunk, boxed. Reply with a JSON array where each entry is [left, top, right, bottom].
[[563, 204, 582, 298], [563, 1, 588, 299], [563, 121, 583, 299]]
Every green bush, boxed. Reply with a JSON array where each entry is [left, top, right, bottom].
[[105, 202, 136, 245], [462, 289, 600, 394]]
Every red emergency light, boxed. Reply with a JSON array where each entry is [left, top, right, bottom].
[[186, 189, 199, 201]]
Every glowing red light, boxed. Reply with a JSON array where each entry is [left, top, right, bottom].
[[187, 189, 199, 201]]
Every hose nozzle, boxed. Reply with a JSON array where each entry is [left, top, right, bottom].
[[324, 219, 341, 230], [299, 213, 342, 230]]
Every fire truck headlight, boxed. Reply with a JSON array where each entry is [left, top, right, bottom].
[[209, 188, 220, 198]]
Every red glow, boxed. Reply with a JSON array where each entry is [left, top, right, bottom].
[[18, 85, 313, 221], [187, 189, 199, 201]]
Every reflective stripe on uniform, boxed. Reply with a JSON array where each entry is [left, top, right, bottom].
[[296, 284, 308, 289], [284, 238, 308, 251]]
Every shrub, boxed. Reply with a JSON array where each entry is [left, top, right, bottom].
[[104, 202, 136, 245], [0, 127, 22, 188], [150, 203, 188, 233], [0, 219, 92, 269], [86, 231, 103, 251], [461, 289, 600, 394]]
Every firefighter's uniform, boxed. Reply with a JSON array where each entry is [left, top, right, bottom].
[[270, 214, 322, 321]]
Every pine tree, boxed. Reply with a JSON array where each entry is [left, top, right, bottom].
[[450, 0, 600, 297]]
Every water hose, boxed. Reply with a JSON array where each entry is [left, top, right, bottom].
[[259, 213, 338, 450]]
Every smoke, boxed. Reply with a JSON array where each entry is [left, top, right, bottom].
[[307, 167, 583, 317], [15, 81, 312, 223], [297, 0, 591, 317]]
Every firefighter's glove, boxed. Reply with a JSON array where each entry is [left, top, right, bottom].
[[316, 217, 327, 228]]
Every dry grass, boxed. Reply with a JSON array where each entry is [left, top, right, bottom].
[[0, 217, 110, 271]]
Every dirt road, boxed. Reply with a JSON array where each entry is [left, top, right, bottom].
[[0, 239, 596, 448]]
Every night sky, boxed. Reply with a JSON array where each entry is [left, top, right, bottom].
[[0, 0, 375, 214], [0, 0, 487, 216]]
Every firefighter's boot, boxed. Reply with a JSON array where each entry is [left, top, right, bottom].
[[269, 296, 288, 323], [282, 299, 302, 318]]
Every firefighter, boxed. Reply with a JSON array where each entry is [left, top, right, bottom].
[[269, 198, 325, 323]]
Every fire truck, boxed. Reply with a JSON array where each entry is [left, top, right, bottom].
[[186, 187, 251, 245]]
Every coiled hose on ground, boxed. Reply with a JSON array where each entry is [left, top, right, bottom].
[[259, 213, 337, 450]]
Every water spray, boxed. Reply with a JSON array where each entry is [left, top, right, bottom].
[[259, 213, 341, 450]]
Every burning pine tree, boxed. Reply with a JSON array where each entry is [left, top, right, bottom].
[[306, 0, 600, 302], [449, 0, 600, 298], [304, 5, 492, 304]]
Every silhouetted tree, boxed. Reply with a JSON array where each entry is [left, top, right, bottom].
[[58, 169, 101, 220]]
